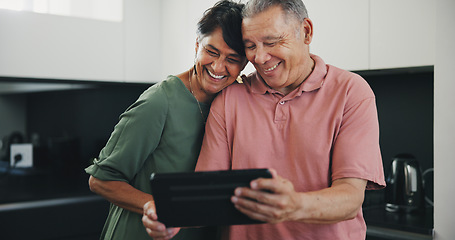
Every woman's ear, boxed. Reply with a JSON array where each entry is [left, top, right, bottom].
[[195, 37, 200, 54]]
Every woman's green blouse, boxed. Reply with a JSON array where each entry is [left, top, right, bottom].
[[85, 75, 214, 240]]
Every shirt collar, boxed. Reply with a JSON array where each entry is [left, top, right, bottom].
[[249, 54, 327, 96]]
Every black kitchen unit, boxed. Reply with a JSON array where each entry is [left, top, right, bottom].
[[0, 66, 433, 239], [359, 66, 434, 240], [0, 79, 151, 240], [364, 204, 433, 240]]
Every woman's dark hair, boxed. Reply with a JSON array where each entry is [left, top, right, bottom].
[[197, 0, 245, 56]]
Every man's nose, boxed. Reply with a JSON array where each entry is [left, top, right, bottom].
[[254, 46, 271, 65]]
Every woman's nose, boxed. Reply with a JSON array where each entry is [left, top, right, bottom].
[[211, 58, 226, 73]]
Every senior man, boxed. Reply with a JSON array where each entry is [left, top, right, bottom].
[[195, 0, 386, 239]]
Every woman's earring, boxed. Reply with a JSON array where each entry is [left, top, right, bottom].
[[236, 75, 243, 83]]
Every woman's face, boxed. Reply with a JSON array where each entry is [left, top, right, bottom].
[[194, 27, 246, 96]]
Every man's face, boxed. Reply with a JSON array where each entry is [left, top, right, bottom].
[[242, 5, 313, 94]]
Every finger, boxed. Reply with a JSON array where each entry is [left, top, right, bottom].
[[156, 228, 180, 240], [233, 186, 294, 219], [143, 200, 154, 213], [232, 196, 278, 222], [145, 227, 172, 240], [143, 201, 158, 220], [269, 168, 278, 178], [232, 188, 279, 214], [251, 175, 291, 194], [249, 168, 278, 191], [234, 186, 275, 205], [142, 215, 168, 236], [167, 228, 180, 238]]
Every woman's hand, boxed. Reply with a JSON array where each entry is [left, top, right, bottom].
[[142, 201, 180, 240]]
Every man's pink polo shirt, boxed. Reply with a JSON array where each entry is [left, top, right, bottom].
[[196, 55, 385, 240]]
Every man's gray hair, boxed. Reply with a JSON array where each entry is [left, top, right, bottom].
[[243, 0, 309, 23]]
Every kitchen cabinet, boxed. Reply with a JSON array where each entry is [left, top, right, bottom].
[[0, 9, 123, 81], [304, 0, 370, 71], [159, 0, 258, 77], [0, 9, 123, 82], [0, 195, 109, 240], [0, 0, 161, 83], [123, 0, 161, 83], [161, 0, 371, 74], [363, 205, 433, 240], [370, 0, 435, 69], [0, 0, 436, 83], [304, 0, 435, 71], [159, 0, 220, 79]]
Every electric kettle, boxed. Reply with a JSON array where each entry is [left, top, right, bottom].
[[385, 154, 425, 213]]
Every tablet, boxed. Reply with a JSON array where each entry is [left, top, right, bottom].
[[150, 169, 272, 227]]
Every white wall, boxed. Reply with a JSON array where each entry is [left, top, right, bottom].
[[434, 0, 455, 239]]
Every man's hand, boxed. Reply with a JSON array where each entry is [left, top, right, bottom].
[[231, 168, 367, 224], [231, 169, 302, 223]]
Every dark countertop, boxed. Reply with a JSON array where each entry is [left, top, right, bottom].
[[363, 204, 433, 238], [0, 163, 109, 239], [0, 163, 93, 204]]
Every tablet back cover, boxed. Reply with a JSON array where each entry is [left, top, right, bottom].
[[150, 169, 272, 227]]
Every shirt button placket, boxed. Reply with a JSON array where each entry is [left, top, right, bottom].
[[274, 99, 287, 123]]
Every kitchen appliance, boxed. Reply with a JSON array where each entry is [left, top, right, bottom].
[[385, 154, 425, 213], [10, 143, 33, 168], [0, 131, 25, 164]]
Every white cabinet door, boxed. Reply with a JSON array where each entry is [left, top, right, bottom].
[[304, 0, 369, 71], [123, 0, 161, 83], [159, 0, 219, 80], [370, 0, 435, 69], [0, 9, 123, 82]]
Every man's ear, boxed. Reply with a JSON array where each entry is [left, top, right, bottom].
[[302, 18, 313, 44]]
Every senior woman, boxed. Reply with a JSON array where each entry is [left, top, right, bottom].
[[85, 1, 247, 239]]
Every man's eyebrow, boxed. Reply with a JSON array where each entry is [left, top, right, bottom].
[[263, 35, 284, 42], [243, 39, 253, 44], [243, 35, 284, 44]]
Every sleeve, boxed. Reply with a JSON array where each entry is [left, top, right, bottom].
[[331, 78, 386, 190], [85, 86, 168, 182], [195, 90, 232, 171]]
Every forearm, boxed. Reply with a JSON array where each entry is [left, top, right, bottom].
[[292, 178, 366, 224], [89, 176, 153, 214]]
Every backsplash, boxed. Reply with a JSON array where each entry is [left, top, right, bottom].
[[0, 67, 434, 205], [26, 83, 152, 168], [360, 68, 434, 206]]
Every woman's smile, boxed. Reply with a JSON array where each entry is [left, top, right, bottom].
[[206, 68, 226, 80]]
